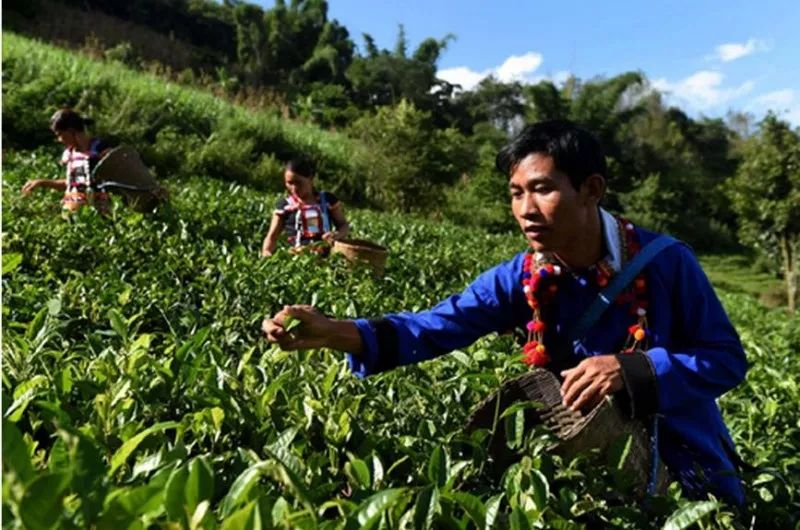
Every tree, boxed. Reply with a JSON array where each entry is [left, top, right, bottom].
[[524, 80, 569, 122], [295, 19, 353, 86], [727, 114, 800, 311], [232, 0, 353, 90], [347, 100, 474, 211], [346, 27, 454, 118], [457, 77, 525, 135], [618, 95, 740, 249]]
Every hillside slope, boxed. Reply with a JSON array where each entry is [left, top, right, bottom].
[[2, 33, 372, 202]]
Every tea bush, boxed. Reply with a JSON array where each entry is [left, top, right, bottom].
[[3, 149, 798, 529]]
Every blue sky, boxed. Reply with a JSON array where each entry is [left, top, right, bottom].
[[254, 0, 800, 124]]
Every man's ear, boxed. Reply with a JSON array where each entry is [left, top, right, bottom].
[[582, 173, 606, 205]]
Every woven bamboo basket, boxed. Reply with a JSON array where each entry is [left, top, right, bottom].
[[92, 145, 164, 213], [465, 368, 667, 496], [331, 238, 388, 276]]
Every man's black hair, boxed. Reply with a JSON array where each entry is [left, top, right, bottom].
[[495, 120, 607, 190], [286, 157, 315, 178]]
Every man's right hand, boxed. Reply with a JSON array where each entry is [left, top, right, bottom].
[[261, 305, 365, 355], [262, 305, 334, 350]]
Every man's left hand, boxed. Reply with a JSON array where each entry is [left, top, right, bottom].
[[560, 355, 623, 412]]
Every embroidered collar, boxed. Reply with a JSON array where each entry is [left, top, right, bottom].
[[520, 211, 650, 367]]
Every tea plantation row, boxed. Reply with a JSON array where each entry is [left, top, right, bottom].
[[2, 149, 799, 529]]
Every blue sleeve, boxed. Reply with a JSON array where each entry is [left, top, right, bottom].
[[347, 253, 526, 377], [645, 245, 747, 412]]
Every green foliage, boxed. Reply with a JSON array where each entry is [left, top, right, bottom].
[[727, 113, 800, 311], [699, 254, 786, 308], [457, 76, 526, 134], [1, 33, 472, 215], [618, 173, 680, 233], [619, 101, 741, 250], [4, 148, 799, 529], [103, 41, 137, 66], [232, 0, 353, 90], [2, 32, 370, 201], [3, 32, 758, 248], [348, 100, 475, 211], [2, 0, 774, 260], [346, 28, 454, 116], [293, 82, 360, 129], [445, 143, 517, 233], [524, 80, 570, 122]]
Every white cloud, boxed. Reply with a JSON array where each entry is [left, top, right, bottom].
[[711, 38, 768, 62], [436, 66, 488, 91], [748, 89, 800, 127], [437, 51, 568, 91], [753, 89, 794, 108], [653, 70, 755, 110], [495, 52, 544, 83]]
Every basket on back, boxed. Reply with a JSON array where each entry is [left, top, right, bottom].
[[465, 368, 666, 496], [92, 145, 167, 213], [332, 238, 388, 276]]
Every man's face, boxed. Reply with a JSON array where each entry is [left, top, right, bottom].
[[509, 153, 595, 253]]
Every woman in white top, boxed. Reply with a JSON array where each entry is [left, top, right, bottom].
[[21, 108, 111, 216]]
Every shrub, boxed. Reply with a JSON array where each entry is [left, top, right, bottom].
[[347, 99, 475, 211]]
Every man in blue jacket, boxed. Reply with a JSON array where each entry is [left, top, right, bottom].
[[262, 120, 748, 504]]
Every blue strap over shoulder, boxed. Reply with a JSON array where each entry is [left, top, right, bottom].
[[89, 138, 107, 159], [319, 191, 331, 233], [567, 235, 678, 346]]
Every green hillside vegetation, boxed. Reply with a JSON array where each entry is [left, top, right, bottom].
[[2, 33, 371, 201], [2, 32, 480, 216], [0, 0, 782, 240], [5, 31, 795, 308], [2, 23, 799, 528], [0, 33, 749, 241], [2, 0, 230, 72], [699, 255, 786, 308], [3, 148, 799, 528]]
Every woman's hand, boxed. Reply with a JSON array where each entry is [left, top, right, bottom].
[[21, 179, 42, 195], [322, 231, 338, 242], [21, 179, 66, 195]]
